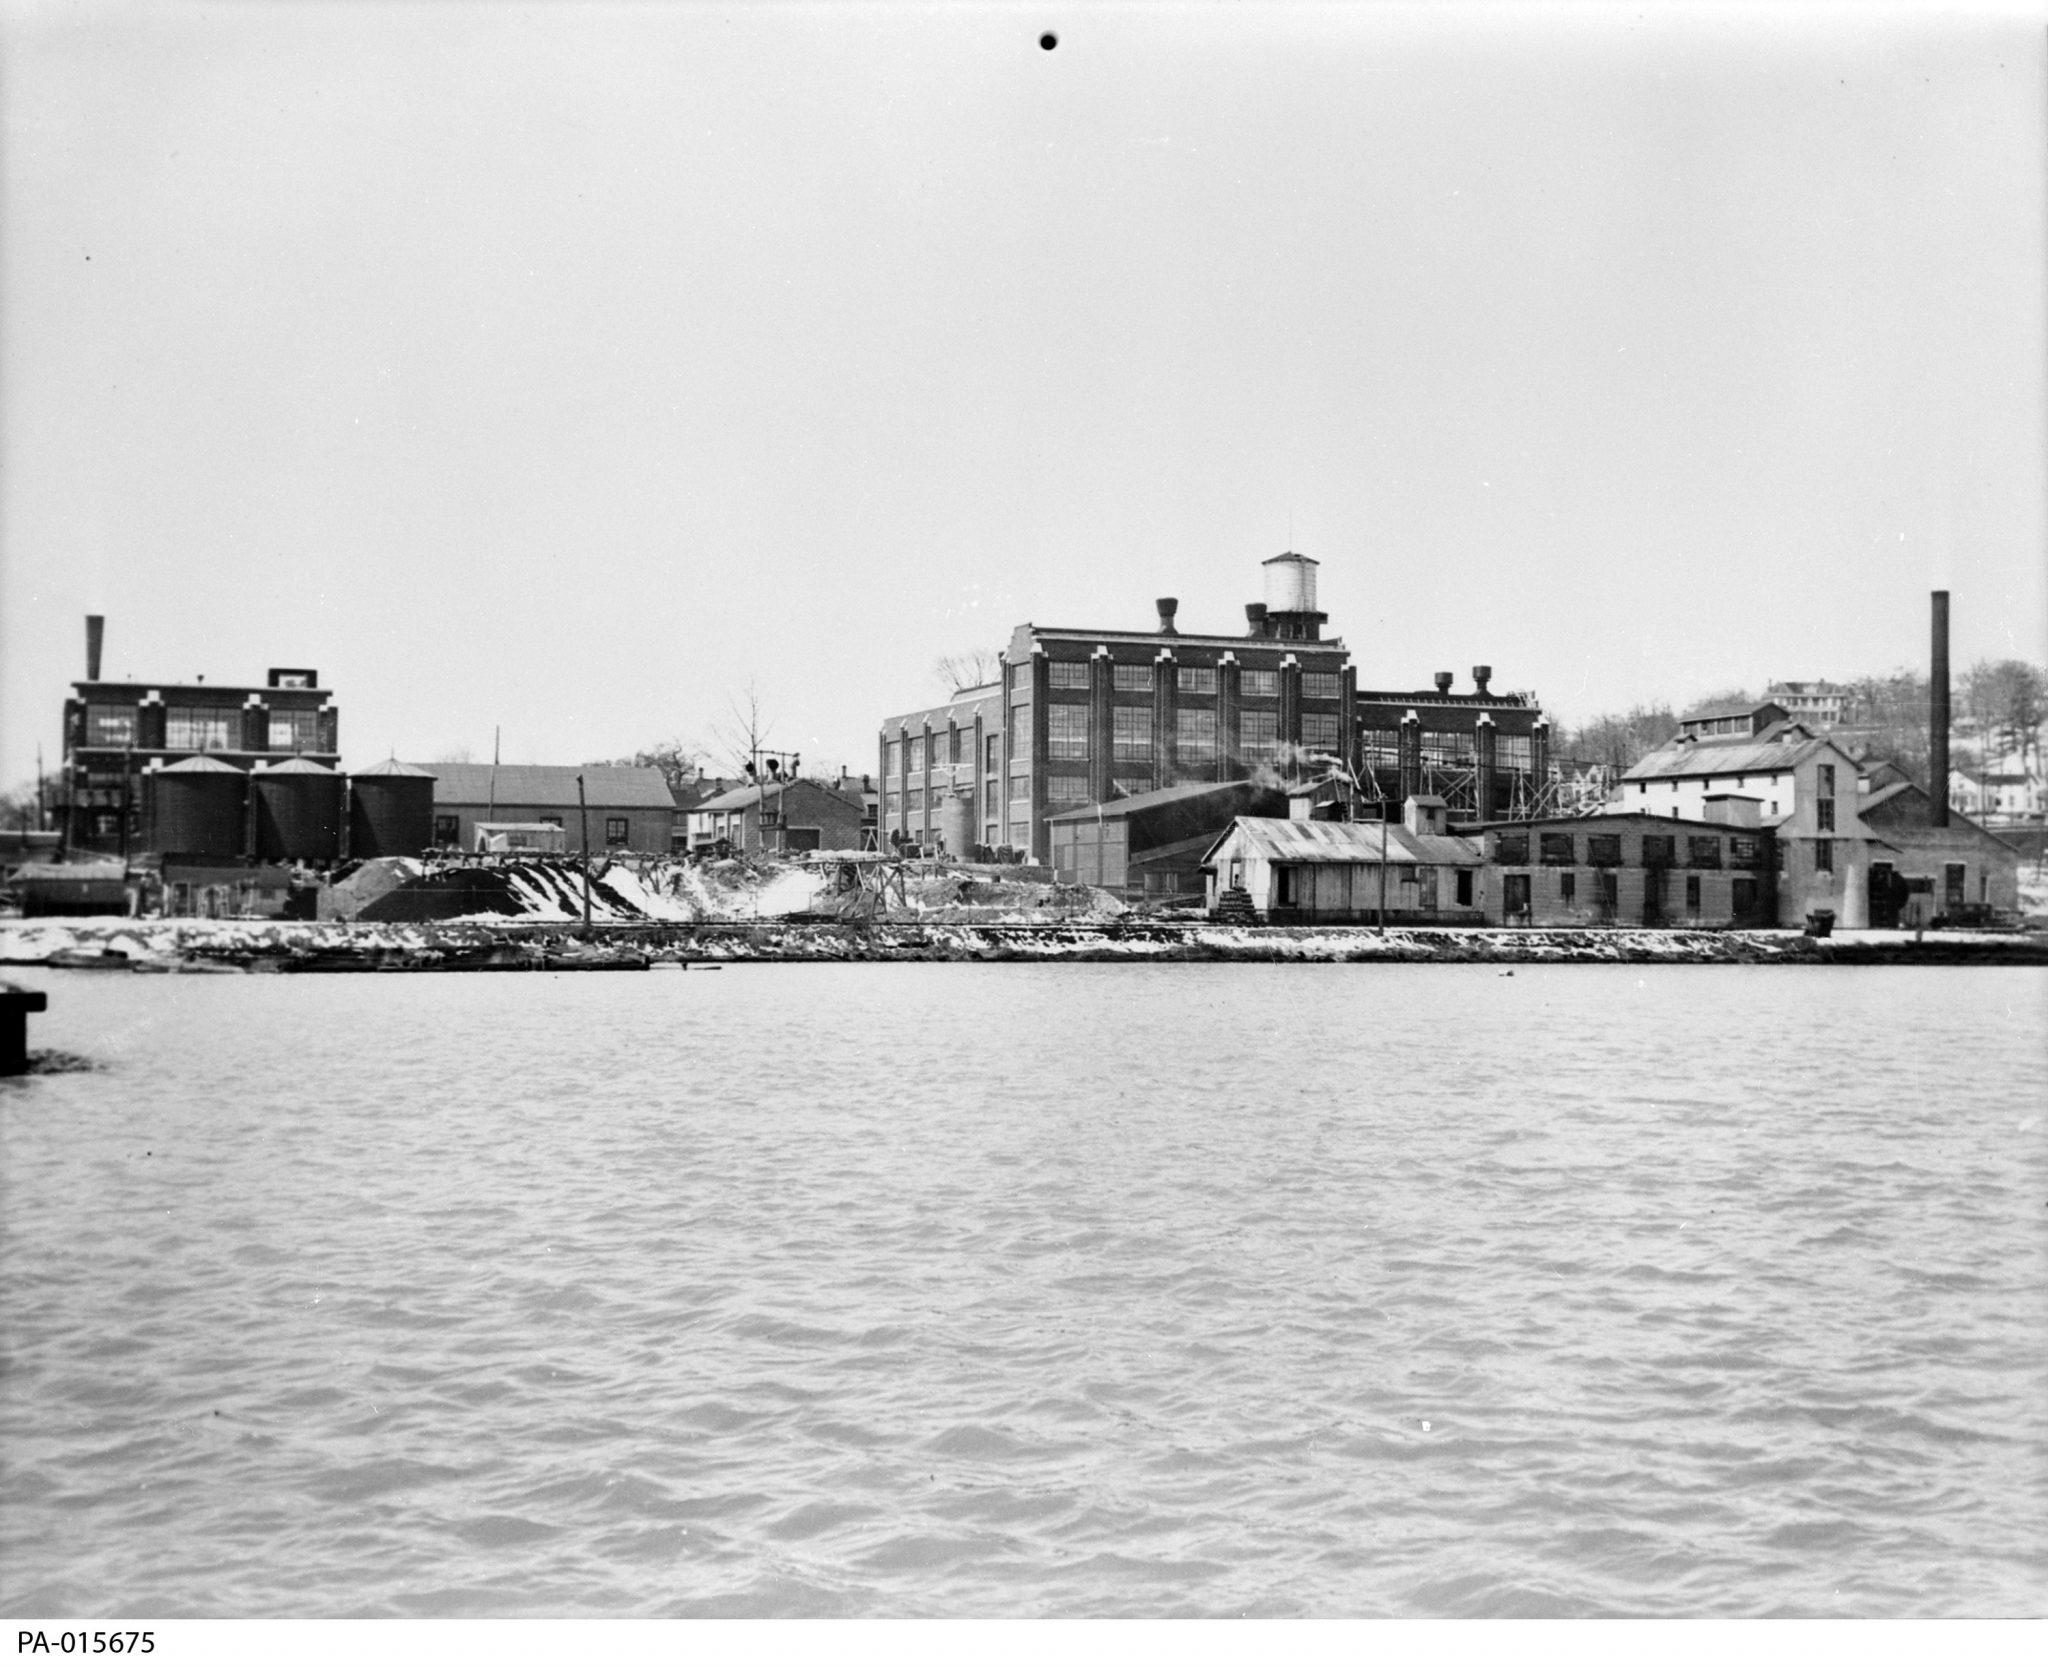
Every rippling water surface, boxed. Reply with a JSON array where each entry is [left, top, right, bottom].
[[1, 963, 2043, 1616]]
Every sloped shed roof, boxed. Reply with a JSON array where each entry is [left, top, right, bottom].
[[404, 763, 677, 809], [1203, 816, 1483, 869]]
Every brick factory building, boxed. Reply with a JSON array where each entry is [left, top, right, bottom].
[[879, 552, 1554, 867], [687, 778, 866, 856], [58, 614, 338, 856]]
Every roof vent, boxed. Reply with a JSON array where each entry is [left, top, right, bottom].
[[1434, 671, 1454, 694]]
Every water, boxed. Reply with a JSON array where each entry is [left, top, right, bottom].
[[1, 963, 2043, 1617]]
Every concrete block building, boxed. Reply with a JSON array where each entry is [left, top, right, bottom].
[[1477, 812, 1778, 928]]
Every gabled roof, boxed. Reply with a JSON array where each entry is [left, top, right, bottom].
[[404, 763, 678, 810], [1202, 816, 1483, 868], [694, 779, 863, 814], [1622, 724, 1840, 782]]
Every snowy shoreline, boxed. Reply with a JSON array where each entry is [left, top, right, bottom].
[[3, 915, 2044, 970]]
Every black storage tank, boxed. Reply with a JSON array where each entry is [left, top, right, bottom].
[[149, 756, 247, 858], [348, 759, 435, 858], [253, 756, 341, 863]]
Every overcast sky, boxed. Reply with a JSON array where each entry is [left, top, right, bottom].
[[3, 1, 2043, 783]]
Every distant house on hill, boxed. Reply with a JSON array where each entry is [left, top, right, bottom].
[[406, 763, 677, 854]]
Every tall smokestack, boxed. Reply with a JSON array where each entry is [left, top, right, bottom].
[[1930, 590, 1950, 827], [85, 615, 104, 682], [1156, 597, 1179, 635]]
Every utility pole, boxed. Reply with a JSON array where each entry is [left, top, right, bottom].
[[488, 726, 500, 828], [576, 772, 592, 937]]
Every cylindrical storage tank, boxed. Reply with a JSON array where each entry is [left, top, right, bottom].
[[150, 755, 247, 858], [1262, 551, 1318, 614], [348, 760, 436, 858], [253, 757, 341, 863], [939, 790, 974, 856]]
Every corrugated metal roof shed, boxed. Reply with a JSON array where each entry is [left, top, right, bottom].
[[404, 763, 678, 809], [1204, 817, 1483, 867]]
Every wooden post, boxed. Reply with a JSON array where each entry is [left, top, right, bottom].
[[576, 773, 592, 937], [0, 985, 48, 1076]]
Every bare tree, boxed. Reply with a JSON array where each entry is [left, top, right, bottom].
[[590, 737, 714, 794], [932, 648, 1003, 695], [711, 682, 777, 778]]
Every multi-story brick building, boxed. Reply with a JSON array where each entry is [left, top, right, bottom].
[[879, 552, 1552, 864], [58, 615, 338, 854], [882, 554, 1354, 863]]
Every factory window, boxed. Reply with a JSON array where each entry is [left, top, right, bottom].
[[1359, 728, 1400, 765], [886, 739, 902, 775], [1049, 662, 1090, 689], [1559, 871, 1577, 904], [1113, 664, 1154, 693], [1816, 797, 1835, 832], [1455, 869, 1473, 907], [268, 711, 319, 752], [884, 793, 902, 823], [1008, 778, 1030, 805], [1113, 707, 1153, 762], [1498, 735, 1532, 772], [1048, 705, 1089, 761], [1539, 832, 1575, 865], [1178, 666, 1217, 695], [1494, 831, 1529, 865], [605, 817, 629, 845], [1240, 711, 1278, 761], [985, 735, 999, 773], [1640, 835, 1675, 868], [1814, 839, 1833, 873], [1301, 713, 1342, 753], [165, 707, 234, 751], [1047, 774, 1091, 805], [1009, 706, 1030, 755], [1586, 834, 1622, 867], [1685, 874, 1702, 912], [906, 737, 924, 772], [1422, 730, 1473, 767], [1729, 835, 1763, 869], [434, 815, 459, 845], [1818, 765, 1835, 794], [86, 704, 135, 746], [1302, 673, 1341, 701], [1241, 669, 1278, 699], [1688, 836, 1722, 869], [1177, 708, 1217, 760]]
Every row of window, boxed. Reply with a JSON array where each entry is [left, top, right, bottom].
[[1495, 830, 1765, 869], [1360, 729, 1537, 769], [85, 704, 322, 752], [1040, 663, 1343, 699]]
